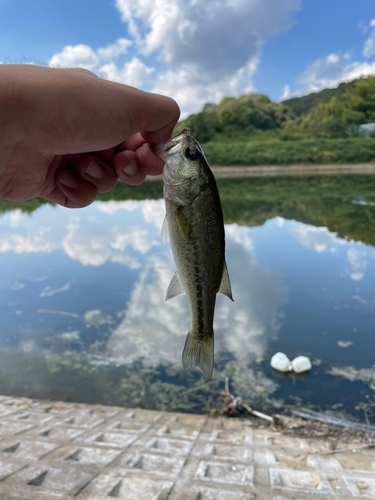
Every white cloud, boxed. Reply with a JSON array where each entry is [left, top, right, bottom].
[[115, 0, 300, 114], [99, 57, 154, 88], [97, 38, 132, 60], [49, 44, 99, 70], [116, 0, 299, 74], [279, 85, 290, 101], [296, 53, 375, 94], [363, 18, 375, 58], [47, 0, 301, 115], [48, 39, 153, 88], [39, 283, 71, 298], [153, 60, 258, 118]]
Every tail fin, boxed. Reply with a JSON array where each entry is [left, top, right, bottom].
[[182, 332, 214, 379]]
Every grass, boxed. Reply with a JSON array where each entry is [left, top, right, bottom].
[[202, 138, 375, 166]]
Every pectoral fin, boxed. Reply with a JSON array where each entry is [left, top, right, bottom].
[[165, 269, 185, 301], [161, 215, 169, 245], [176, 207, 193, 239], [219, 261, 234, 301]]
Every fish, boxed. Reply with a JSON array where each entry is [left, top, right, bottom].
[[157, 128, 233, 379]]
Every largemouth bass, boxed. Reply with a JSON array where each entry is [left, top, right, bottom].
[[157, 128, 233, 379]]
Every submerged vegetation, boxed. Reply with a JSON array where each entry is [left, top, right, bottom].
[[178, 75, 375, 165]]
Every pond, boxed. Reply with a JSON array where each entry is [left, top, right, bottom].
[[1, 175, 375, 422]]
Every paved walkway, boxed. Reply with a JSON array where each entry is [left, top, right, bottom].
[[0, 396, 373, 499]]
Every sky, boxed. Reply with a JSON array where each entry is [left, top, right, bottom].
[[1, 0, 375, 117]]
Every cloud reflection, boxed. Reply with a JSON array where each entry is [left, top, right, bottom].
[[0, 203, 161, 268], [107, 223, 288, 367], [285, 218, 369, 281], [287, 222, 346, 253]]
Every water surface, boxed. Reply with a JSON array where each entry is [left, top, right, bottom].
[[1, 175, 375, 421]]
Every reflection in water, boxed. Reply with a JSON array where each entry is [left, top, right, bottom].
[[1, 177, 375, 420], [107, 228, 288, 366], [286, 218, 369, 281]]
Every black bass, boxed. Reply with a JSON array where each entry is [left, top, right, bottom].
[[157, 128, 233, 379]]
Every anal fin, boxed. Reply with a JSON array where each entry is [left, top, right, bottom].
[[219, 261, 234, 301], [166, 270, 185, 301]]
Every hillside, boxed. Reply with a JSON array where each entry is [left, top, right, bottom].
[[282, 80, 355, 116], [175, 76, 375, 165], [178, 93, 294, 142]]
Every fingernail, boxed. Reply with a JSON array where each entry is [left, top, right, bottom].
[[86, 160, 103, 180], [122, 159, 139, 177], [59, 171, 79, 189]]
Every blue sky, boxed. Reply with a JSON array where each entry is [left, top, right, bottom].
[[1, 0, 375, 116]]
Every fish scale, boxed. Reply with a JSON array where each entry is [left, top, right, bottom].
[[157, 128, 233, 379]]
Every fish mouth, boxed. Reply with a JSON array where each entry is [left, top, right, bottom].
[[163, 128, 191, 153], [154, 128, 192, 161]]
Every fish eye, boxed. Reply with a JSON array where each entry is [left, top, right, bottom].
[[184, 146, 199, 161]]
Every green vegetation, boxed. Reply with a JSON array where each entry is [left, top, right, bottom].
[[203, 138, 375, 166], [179, 94, 294, 142], [0, 349, 277, 414], [178, 76, 375, 165], [282, 80, 355, 116]]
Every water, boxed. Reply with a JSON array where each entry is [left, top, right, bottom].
[[1, 175, 375, 421]]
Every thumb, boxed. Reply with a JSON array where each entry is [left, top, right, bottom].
[[24, 66, 180, 153]]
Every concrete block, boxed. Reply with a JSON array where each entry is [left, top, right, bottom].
[[0, 420, 35, 436], [155, 424, 200, 441], [0, 440, 58, 460], [0, 459, 26, 481], [23, 425, 85, 442], [192, 442, 252, 462], [195, 460, 254, 487], [270, 469, 334, 495], [209, 429, 253, 445], [85, 472, 174, 500], [120, 410, 163, 422], [184, 485, 256, 500], [124, 453, 185, 476], [343, 476, 375, 498], [84, 431, 138, 448], [143, 437, 193, 456], [61, 414, 105, 429], [107, 420, 151, 434], [53, 445, 122, 466], [6, 464, 96, 496]]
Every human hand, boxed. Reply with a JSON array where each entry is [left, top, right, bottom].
[[0, 65, 180, 208]]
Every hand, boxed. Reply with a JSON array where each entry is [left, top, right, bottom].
[[0, 65, 180, 208]]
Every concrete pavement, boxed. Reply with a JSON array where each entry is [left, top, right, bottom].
[[0, 395, 373, 499]]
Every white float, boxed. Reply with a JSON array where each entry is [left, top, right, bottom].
[[270, 352, 292, 372], [291, 356, 312, 373]]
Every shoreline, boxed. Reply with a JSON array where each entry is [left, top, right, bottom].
[[146, 163, 375, 181]]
